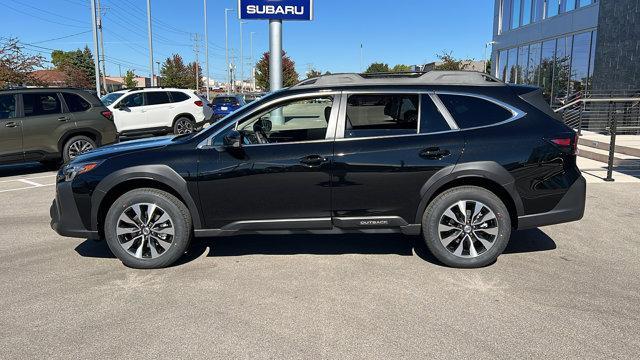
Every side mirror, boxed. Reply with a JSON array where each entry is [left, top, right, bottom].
[[223, 130, 243, 149]]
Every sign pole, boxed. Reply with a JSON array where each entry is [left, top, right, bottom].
[[269, 19, 284, 124]]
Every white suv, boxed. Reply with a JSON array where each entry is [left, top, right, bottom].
[[101, 88, 213, 136]]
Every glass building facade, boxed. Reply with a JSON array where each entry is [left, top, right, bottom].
[[500, 0, 598, 33]]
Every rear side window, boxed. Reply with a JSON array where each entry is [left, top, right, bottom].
[[420, 96, 451, 133], [170, 91, 190, 102], [146, 91, 171, 105], [438, 94, 513, 129], [22, 93, 62, 117], [0, 94, 16, 119], [62, 93, 91, 112], [345, 94, 419, 138]]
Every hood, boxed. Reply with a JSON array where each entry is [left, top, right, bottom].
[[72, 136, 175, 163]]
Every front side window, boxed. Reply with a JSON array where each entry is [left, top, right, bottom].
[[345, 94, 419, 138], [438, 94, 513, 129], [119, 93, 145, 108], [101, 92, 124, 106], [63, 93, 91, 112], [0, 94, 16, 119], [146, 91, 170, 106], [23, 93, 61, 117], [236, 96, 333, 145]]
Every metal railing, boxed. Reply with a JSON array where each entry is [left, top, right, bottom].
[[554, 90, 640, 182]]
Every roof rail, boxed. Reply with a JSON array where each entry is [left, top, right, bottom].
[[293, 71, 504, 88], [127, 86, 170, 92]]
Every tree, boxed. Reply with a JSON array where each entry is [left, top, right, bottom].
[[306, 68, 322, 79], [434, 51, 474, 71], [392, 64, 412, 73], [255, 51, 299, 91], [123, 70, 136, 88], [51, 46, 96, 89], [160, 54, 189, 88], [0, 37, 44, 88], [364, 62, 390, 73]]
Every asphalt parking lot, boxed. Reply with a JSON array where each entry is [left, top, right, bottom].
[[1, 163, 639, 359]]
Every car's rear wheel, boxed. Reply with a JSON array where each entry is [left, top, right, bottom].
[[422, 186, 511, 268], [63, 135, 96, 163], [104, 188, 192, 269], [173, 117, 195, 135]]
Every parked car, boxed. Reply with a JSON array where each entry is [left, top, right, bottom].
[[101, 88, 213, 137], [51, 71, 586, 269], [0, 88, 117, 165], [211, 94, 246, 121]]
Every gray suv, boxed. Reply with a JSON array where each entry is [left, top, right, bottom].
[[0, 88, 118, 165]]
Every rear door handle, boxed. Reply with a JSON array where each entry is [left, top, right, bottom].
[[300, 155, 327, 168], [4, 121, 20, 128], [58, 116, 70, 122], [419, 147, 451, 160]]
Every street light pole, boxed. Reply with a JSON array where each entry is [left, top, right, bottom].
[[146, 0, 155, 86], [250, 31, 255, 92], [90, 0, 101, 95], [156, 61, 160, 86], [269, 19, 283, 124], [204, 0, 210, 101], [240, 21, 246, 93], [484, 41, 496, 75], [224, 8, 234, 94]]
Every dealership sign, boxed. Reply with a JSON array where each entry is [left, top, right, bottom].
[[238, 0, 313, 21]]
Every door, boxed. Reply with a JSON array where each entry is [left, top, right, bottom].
[[113, 92, 146, 131], [20, 92, 73, 161], [144, 91, 174, 129], [331, 92, 464, 226], [0, 94, 23, 163], [197, 94, 339, 229]]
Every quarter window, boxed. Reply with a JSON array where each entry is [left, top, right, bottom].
[[62, 93, 91, 112], [345, 94, 419, 138], [170, 92, 190, 102], [23, 93, 62, 117], [146, 91, 171, 105], [119, 93, 144, 108], [438, 94, 513, 129], [0, 94, 16, 119]]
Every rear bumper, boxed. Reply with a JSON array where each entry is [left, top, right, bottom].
[[50, 181, 99, 240], [517, 175, 586, 230]]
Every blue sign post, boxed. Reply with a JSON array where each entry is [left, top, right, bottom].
[[238, 0, 314, 21], [238, 0, 314, 115]]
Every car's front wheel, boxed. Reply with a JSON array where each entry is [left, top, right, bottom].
[[104, 188, 192, 269], [422, 186, 511, 268]]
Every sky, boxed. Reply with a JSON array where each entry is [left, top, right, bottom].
[[0, 0, 495, 82]]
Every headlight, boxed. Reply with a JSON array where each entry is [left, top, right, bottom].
[[62, 161, 102, 182]]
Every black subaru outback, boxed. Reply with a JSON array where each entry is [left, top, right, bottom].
[[51, 71, 585, 269]]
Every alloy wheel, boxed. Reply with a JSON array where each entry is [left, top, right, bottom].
[[438, 200, 499, 258], [68, 140, 94, 159], [175, 119, 194, 134], [116, 203, 175, 259]]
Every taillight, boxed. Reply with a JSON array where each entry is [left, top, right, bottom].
[[194, 100, 204, 107], [101, 110, 113, 120], [549, 134, 578, 155]]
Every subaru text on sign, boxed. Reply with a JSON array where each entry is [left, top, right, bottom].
[[238, 0, 313, 21]]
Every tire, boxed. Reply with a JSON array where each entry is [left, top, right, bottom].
[[173, 117, 195, 135], [422, 186, 511, 268], [62, 135, 96, 163], [104, 188, 192, 269]]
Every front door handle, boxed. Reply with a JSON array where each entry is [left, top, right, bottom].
[[58, 116, 70, 122], [419, 147, 451, 160], [4, 121, 20, 128], [300, 155, 327, 168]]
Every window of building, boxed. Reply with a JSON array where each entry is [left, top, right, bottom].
[[62, 93, 91, 112], [564, 0, 576, 12], [438, 94, 513, 129], [498, 50, 509, 81], [553, 36, 572, 106], [237, 97, 333, 144], [546, 0, 560, 18], [517, 46, 529, 84], [0, 95, 16, 119], [569, 31, 592, 96], [420, 96, 450, 133], [146, 91, 171, 105], [119, 93, 145, 108], [579, 0, 592, 7], [527, 42, 542, 86], [587, 31, 597, 90], [345, 94, 418, 138], [170, 92, 190, 102], [522, 0, 533, 26], [532, 0, 545, 22], [511, 0, 521, 29], [540, 40, 557, 103], [507, 48, 519, 83], [23, 93, 61, 117], [500, 0, 513, 33]]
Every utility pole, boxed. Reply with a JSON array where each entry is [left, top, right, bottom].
[[146, 0, 155, 87], [193, 33, 200, 91], [360, 43, 363, 72], [90, 0, 101, 95], [96, 0, 108, 94], [204, 0, 210, 101], [250, 31, 255, 92], [239, 21, 246, 93], [118, 64, 122, 78], [224, 8, 234, 94], [156, 61, 160, 86]]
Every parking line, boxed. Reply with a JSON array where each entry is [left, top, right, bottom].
[[18, 179, 45, 187], [0, 183, 54, 194]]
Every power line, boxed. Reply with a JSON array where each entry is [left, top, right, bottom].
[[28, 30, 93, 45], [0, 1, 90, 29]]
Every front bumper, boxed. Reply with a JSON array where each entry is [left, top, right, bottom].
[[50, 181, 99, 240], [517, 175, 586, 230]]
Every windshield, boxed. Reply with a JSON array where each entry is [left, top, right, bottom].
[[101, 92, 124, 106]]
